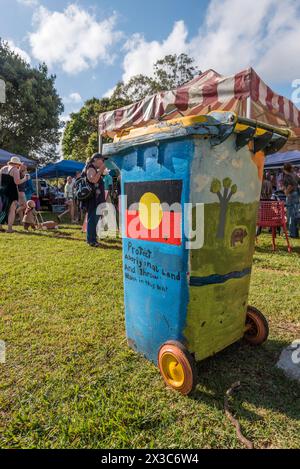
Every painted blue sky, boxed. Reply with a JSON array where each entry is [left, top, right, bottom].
[[1, 0, 300, 119]]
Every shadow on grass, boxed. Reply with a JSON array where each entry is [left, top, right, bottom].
[[99, 236, 122, 245], [192, 338, 300, 424], [255, 244, 300, 255], [14, 230, 79, 240], [57, 225, 83, 231], [99, 241, 122, 251], [14, 230, 123, 249]]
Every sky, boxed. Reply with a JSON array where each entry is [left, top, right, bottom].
[[1, 0, 300, 121]]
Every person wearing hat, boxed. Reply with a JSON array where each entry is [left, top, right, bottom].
[[0, 156, 29, 233], [84, 153, 106, 247]]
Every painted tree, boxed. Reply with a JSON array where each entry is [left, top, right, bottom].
[[210, 178, 237, 239]]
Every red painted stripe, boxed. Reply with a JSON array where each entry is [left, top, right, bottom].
[[202, 79, 219, 107], [174, 89, 189, 112], [126, 210, 182, 245], [266, 87, 274, 111], [115, 108, 125, 128], [234, 70, 250, 100], [250, 69, 260, 102], [289, 101, 294, 124], [278, 95, 284, 115]]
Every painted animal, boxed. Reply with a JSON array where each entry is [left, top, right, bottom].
[[231, 228, 247, 247]]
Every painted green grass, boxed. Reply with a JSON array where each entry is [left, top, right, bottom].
[[0, 218, 300, 449], [191, 203, 258, 277]]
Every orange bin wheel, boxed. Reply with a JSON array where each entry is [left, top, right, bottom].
[[158, 341, 197, 395], [244, 306, 269, 345]]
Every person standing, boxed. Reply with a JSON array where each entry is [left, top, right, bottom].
[[24, 171, 35, 201], [260, 173, 273, 200], [74, 171, 82, 223], [84, 153, 106, 247], [0, 156, 29, 233], [58, 176, 75, 223], [103, 168, 113, 201], [283, 163, 299, 238], [16, 164, 28, 221]]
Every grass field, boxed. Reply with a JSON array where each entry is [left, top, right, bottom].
[[0, 218, 300, 449]]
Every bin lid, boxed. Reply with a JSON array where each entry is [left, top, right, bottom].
[[102, 111, 289, 157]]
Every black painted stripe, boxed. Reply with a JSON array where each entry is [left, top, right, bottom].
[[125, 180, 182, 208], [190, 267, 252, 287]]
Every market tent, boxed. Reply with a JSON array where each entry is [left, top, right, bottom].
[[264, 151, 300, 169], [99, 67, 300, 138], [0, 148, 37, 168], [33, 159, 84, 179]]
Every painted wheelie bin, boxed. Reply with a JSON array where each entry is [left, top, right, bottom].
[[103, 112, 288, 395]]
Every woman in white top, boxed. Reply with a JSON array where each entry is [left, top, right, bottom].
[[58, 176, 75, 223], [0, 156, 29, 233]]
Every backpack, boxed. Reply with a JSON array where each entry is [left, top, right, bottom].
[[74, 171, 94, 201]]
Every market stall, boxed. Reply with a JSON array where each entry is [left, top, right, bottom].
[[34, 159, 84, 179], [32, 159, 84, 212], [99, 67, 300, 139], [265, 150, 300, 169], [0, 148, 37, 169]]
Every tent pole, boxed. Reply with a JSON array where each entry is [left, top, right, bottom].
[[35, 166, 39, 198], [246, 96, 251, 119]]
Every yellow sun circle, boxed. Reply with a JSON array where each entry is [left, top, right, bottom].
[[139, 192, 163, 230]]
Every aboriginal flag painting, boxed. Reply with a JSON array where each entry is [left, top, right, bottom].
[[125, 180, 183, 245]]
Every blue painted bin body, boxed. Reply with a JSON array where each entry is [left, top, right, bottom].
[[111, 138, 192, 363]]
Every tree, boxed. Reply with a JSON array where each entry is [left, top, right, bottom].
[[62, 96, 130, 162], [63, 53, 201, 161], [112, 75, 159, 102], [210, 178, 237, 239], [0, 40, 63, 164], [154, 54, 201, 90], [112, 53, 201, 102]]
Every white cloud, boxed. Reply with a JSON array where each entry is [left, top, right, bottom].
[[122, 21, 188, 82], [103, 87, 116, 98], [60, 114, 72, 125], [6, 40, 31, 64], [63, 92, 82, 104], [122, 0, 300, 84], [29, 5, 122, 74]]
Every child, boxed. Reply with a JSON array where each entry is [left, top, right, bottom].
[[22, 200, 37, 230]]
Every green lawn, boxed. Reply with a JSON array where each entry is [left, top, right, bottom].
[[0, 219, 299, 449]]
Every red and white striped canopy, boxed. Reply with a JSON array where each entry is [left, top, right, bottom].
[[99, 67, 300, 138]]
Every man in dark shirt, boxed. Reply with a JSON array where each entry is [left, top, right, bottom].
[[283, 163, 299, 238]]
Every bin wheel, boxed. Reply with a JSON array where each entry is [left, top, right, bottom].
[[244, 306, 269, 345], [158, 341, 197, 395]]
